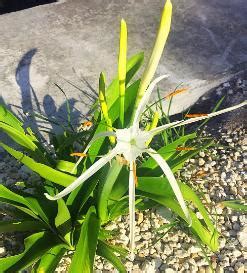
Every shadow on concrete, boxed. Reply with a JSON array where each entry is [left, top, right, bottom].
[[14, 49, 84, 137]]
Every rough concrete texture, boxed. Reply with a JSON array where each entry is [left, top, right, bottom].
[[0, 0, 246, 124]]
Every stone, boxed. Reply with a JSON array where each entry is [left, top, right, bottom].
[[125, 261, 134, 271], [235, 262, 245, 273], [149, 248, 156, 255], [215, 266, 224, 273], [220, 172, 226, 180], [219, 237, 226, 248], [142, 232, 152, 240], [165, 268, 176, 273], [105, 223, 117, 231], [137, 212, 144, 225], [237, 227, 247, 249], [232, 249, 242, 258], [0, 247, 6, 257], [232, 223, 240, 231], [140, 261, 155, 273], [153, 258, 163, 270], [199, 151, 205, 158], [205, 266, 212, 273], [237, 267, 245, 273], [198, 158, 205, 166], [198, 267, 206, 273], [116, 234, 129, 245], [176, 249, 188, 259]]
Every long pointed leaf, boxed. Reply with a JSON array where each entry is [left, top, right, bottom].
[[35, 245, 66, 272], [0, 142, 75, 187], [0, 185, 38, 219], [97, 240, 127, 273], [137, 177, 219, 251], [0, 122, 37, 150], [0, 105, 24, 132], [0, 232, 61, 272], [69, 206, 100, 273], [0, 220, 47, 233], [55, 198, 72, 244], [97, 160, 123, 223]]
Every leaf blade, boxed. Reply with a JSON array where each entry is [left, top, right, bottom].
[[0, 142, 75, 187], [69, 206, 100, 273]]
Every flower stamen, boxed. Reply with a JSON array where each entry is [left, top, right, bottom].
[[70, 152, 88, 157], [133, 162, 138, 187], [185, 113, 208, 118], [116, 155, 129, 166], [77, 121, 93, 131], [176, 146, 195, 151], [165, 87, 188, 99]]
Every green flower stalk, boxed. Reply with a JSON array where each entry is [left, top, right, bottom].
[[118, 19, 128, 127], [146, 111, 159, 145], [99, 72, 115, 144], [132, 0, 172, 121]]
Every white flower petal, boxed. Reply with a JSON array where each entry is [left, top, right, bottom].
[[72, 131, 116, 172], [115, 127, 150, 162], [150, 101, 246, 135], [129, 161, 136, 259], [147, 148, 192, 226], [45, 148, 118, 200], [132, 75, 168, 129]]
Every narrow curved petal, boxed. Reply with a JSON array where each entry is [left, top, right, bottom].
[[128, 161, 136, 260], [72, 131, 116, 172], [150, 101, 246, 135], [132, 75, 168, 129], [45, 149, 118, 201], [147, 148, 192, 226]]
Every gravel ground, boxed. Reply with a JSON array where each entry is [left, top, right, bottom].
[[0, 125, 245, 273]]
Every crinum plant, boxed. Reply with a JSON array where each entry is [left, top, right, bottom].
[[44, 73, 245, 258], [0, 0, 246, 272]]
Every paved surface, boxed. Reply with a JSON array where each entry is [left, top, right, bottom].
[[0, 0, 246, 125]]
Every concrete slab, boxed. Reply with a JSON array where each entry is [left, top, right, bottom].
[[0, 0, 246, 126]]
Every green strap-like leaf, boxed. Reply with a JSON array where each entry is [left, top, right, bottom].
[[69, 206, 100, 273], [0, 185, 38, 219], [137, 177, 219, 251], [97, 160, 123, 223], [0, 142, 75, 187], [0, 104, 24, 132], [0, 220, 47, 233], [25, 195, 57, 227], [0, 122, 37, 151], [141, 133, 196, 169], [0, 232, 61, 272], [55, 198, 72, 245], [219, 200, 247, 212], [34, 245, 66, 272], [66, 174, 99, 221], [97, 240, 127, 273], [56, 160, 77, 175]]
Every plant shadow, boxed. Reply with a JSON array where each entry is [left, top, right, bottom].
[[12, 48, 96, 138]]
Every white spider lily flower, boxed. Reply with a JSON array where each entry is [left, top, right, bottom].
[[45, 75, 246, 258]]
